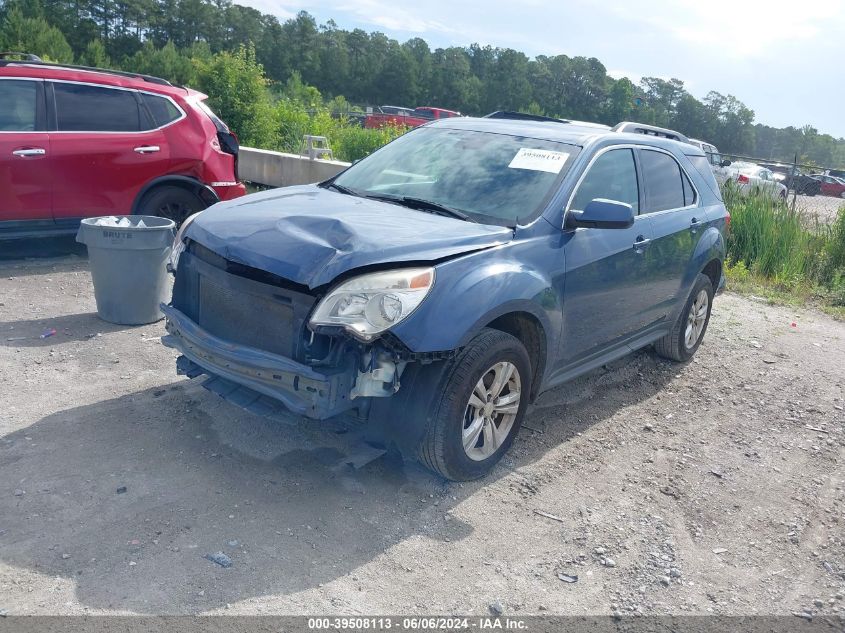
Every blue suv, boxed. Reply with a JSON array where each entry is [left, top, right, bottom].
[[162, 114, 728, 481]]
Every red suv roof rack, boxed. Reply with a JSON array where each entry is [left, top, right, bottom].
[[0, 54, 173, 86]]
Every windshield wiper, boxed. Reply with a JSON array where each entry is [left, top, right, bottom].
[[400, 197, 476, 222], [324, 181, 359, 196]]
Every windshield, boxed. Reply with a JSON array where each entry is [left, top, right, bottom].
[[332, 127, 579, 225]]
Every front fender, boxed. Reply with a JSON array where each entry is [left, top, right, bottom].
[[390, 246, 560, 358]]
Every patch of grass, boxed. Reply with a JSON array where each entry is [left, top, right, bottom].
[[723, 189, 845, 319]]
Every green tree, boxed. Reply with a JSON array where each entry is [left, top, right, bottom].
[[0, 8, 73, 62], [195, 44, 276, 148], [78, 38, 111, 67], [128, 40, 197, 85]]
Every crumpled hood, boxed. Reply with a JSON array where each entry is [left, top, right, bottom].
[[186, 185, 513, 288]]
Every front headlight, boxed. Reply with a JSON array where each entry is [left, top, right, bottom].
[[168, 212, 201, 272], [309, 267, 435, 341]]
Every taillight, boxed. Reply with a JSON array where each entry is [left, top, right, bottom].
[[725, 210, 731, 232], [737, 174, 750, 184]]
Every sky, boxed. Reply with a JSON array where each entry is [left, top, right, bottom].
[[240, 0, 845, 138]]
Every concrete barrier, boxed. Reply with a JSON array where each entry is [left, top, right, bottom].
[[238, 147, 350, 187]]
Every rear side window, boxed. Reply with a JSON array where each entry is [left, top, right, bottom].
[[571, 148, 639, 214], [53, 83, 140, 132], [0, 79, 37, 131], [640, 149, 689, 212], [141, 93, 182, 128]]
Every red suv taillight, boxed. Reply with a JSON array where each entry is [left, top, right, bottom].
[[737, 174, 749, 184]]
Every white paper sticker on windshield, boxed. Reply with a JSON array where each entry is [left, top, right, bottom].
[[508, 148, 569, 173]]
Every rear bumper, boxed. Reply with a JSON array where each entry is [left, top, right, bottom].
[[211, 182, 247, 201], [160, 304, 357, 420]]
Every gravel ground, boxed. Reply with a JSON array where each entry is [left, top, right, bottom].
[[794, 194, 843, 223], [0, 254, 843, 617]]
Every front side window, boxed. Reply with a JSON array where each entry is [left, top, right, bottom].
[[332, 127, 579, 225], [53, 83, 140, 132], [570, 148, 639, 214], [640, 149, 688, 212], [0, 79, 37, 131]]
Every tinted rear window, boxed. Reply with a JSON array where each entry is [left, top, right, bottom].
[[640, 149, 686, 212], [54, 83, 140, 132], [141, 93, 182, 128], [0, 79, 37, 131]]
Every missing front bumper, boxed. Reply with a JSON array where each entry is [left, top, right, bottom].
[[161, 304, 357, 420]]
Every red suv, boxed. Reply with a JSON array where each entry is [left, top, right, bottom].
[[0, 53, 245, 238]]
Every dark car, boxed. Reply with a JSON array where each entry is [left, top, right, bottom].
[[0, 53, 245, 239], [162, 118, 728, 481], [760, 163, 821, 196]]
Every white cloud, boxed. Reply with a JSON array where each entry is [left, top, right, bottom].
[[618, 0, 844, 59], [335, 0, 456, 33]]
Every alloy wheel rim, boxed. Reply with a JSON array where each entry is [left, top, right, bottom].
[[684, 289, 709, 350], [462, 361, 521, 461]]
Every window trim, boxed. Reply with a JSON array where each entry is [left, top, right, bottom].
[[635, 146, 700, 216], [46, 78, 186, 134], [0, 77, 47, 133], [563, 144, 643, 226]]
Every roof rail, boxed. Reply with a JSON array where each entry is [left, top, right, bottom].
[[0, 56, 173, 86], [0, 52, 42, 61], [484, 111, 571, 124], [612, 121, 689, 143]]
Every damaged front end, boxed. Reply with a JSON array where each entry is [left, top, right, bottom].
[[161, 241, 427, 422]]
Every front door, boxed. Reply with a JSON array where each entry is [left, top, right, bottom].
[[0, 78, 52, 228], [556, 147, 658, 367]]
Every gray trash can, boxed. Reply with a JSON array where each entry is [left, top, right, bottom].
[[76, 215, 175, 325]]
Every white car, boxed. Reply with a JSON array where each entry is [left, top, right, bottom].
[[724, 161, 788, 201], [688, 138, 732, 185]]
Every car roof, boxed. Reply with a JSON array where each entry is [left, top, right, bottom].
[[425, 116, 699, 153], [0, 61, 202, 99]]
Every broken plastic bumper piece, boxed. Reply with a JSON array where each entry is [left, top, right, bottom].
[[160, 304, 357, 420]]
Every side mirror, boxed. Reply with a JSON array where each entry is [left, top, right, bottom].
[[566, 198, 635, 230], [720, 159, 732, 167]]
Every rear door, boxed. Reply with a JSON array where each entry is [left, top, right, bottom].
[[0, 77, 51, 226], [558, 147, 657, 366], [48, 81, 171, 223], [637, 148, 700, 322]]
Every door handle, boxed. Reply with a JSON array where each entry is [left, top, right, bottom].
[[633, 236, 652, 252], [134, 145, 160, 154], [690, 217, 702, 233], [12, 148, 46, 157]]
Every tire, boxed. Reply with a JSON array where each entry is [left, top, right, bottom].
[[779, 190, 787, 201], [839, 191, 845, 199], [654, 273, 714, 363], [416, 328, 532, 481], [138, 185, 205, 226]]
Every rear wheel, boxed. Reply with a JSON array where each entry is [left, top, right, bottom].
[[138, 186, 205, 226], [654, 273, 714, 362], [416, 328, 532, 481]]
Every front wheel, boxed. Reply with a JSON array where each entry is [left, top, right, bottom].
[[416, 328, 532, 481], [654, 273, 714, 362]]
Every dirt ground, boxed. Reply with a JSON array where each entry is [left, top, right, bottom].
[[0, 253, 843, 618]]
